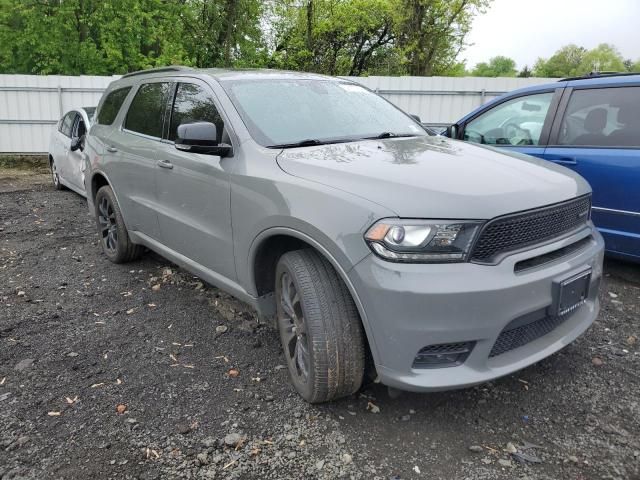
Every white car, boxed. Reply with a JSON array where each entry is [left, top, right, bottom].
[[48, 107, 95, 197]]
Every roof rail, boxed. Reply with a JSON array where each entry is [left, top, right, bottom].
[[559, 71, 639, 82], [121, 66, 194, 79]]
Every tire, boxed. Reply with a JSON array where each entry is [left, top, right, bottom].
[[275, 249, 365, 403], [50, 158, 64, 191], [94, 185, 143, 263]]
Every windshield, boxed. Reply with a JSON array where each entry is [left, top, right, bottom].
[[221, 79, 427, 147]]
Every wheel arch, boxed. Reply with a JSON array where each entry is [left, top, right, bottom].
[[249, 227, 380, 369], [90, 171, 110, 202]]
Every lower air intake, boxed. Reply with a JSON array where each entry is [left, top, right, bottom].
[[412, 342, 475, 369]]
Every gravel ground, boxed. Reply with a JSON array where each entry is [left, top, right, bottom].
[[1, 173, 639, 480]]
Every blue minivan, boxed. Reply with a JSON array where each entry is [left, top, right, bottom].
[[446, 73, 640, 261]]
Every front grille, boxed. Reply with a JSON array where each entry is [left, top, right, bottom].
[[490, 313, 569, 358], [470, 195, 591, 263]]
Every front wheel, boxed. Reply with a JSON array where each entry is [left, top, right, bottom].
[[275, 249, 365, 403], [94, 185, 143, 263]]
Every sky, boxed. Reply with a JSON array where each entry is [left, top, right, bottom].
[[462, 0, 640, 70]]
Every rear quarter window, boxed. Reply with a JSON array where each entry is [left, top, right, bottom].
[[96, 87, 132, 125]]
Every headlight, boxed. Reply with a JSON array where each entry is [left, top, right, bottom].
[[364, 219, 483, 263]]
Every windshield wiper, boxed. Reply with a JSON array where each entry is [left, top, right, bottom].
[[368, 132, 418, 139], [268, 138, 352, 149]]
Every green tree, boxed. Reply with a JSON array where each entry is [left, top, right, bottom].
[[577, 43, 625, 74], [270, 0, 397, 76], [396, 0, 491, 76], [517, 65, 532, 77], [533, 43, 627, 78], [0, 0, 266, 74], [533, 44, 586, 77], [471, 56, 516, 77]]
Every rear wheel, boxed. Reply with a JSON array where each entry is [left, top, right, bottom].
[[50, 158, 64, 190], [94, 185, 143, 263], [275, 249, 365, 403]]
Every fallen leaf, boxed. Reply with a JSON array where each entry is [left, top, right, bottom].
[[367, 401, 380, 414], [48, 411, 61, 416], [151, 284, 161, 291], [65, 396, 79, 404], [126, 308, 135, 315], [116, 404, 127, 414], [228, 368, 240, 378]]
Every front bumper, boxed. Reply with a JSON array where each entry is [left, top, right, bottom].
[[349, 226, 604, 392]]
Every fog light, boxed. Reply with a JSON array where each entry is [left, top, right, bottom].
[[412, 342, 475, 369]]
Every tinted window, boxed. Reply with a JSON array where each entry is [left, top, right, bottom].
[[464, 92, 554, 146], [60, 112, 76, 137], [558, 87, 640, 147], [96, 87, 131, 125], [169, 83, 224, 143], [124, 82, 173, 138], [221, 79, 426, 147], [73, 117, 86, 138]]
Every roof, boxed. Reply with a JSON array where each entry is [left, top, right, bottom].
[[118, 66, 337, 82]]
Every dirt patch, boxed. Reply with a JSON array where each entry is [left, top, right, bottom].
[[1, 176, 639, 479]]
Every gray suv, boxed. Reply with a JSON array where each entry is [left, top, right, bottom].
[[84, 67, 604, 403]]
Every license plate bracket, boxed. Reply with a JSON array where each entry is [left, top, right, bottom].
[[551, 269, 591, 317]]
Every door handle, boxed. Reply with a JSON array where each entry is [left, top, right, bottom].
[[551, 157, 577, 165], [157, 160, 174, 169], [106, 146, 118, 153]]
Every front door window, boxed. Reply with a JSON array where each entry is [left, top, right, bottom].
[[464, 92, 554, 146]]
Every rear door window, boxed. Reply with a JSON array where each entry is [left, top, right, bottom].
[[96, 87, 131, 125], [60, 112, 76, 137], [168, 83, 224, 143], [124, 82, 173, 138], [557, 86, 640, 147]]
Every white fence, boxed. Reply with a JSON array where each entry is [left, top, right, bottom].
[[0, 74, 554, 154]]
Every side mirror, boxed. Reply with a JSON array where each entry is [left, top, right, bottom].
[[410, 114, 421, 123], [175, 121, 232, 157], [70, 136, 82, 151], [444, 124, 458, 139]]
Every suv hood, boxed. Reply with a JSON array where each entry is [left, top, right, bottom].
[[276, 136, 591, 219]]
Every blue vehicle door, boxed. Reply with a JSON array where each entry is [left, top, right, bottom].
[[545, 84, 640, 260], [454, 88, 564, 160]]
